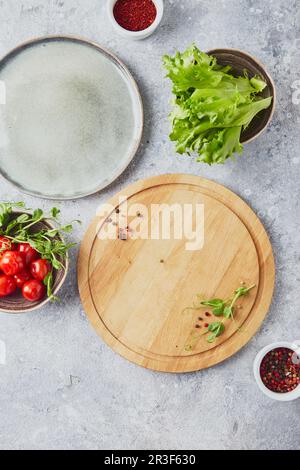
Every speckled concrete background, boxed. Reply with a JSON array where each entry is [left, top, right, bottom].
[[0, 0, 299, 450]]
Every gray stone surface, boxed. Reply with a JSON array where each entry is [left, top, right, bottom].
[[0, 0, 299, 450]]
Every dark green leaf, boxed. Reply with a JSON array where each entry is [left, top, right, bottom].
[[234, 284, 256, 297], [50, 207, 60, 218], [208, 322, 222, 332], [32, 209, 43, 221], [215, 324, 225, 337], [200, 299, 224, 308], [207, 322, 225, 336], [212, 305, 225, 316]]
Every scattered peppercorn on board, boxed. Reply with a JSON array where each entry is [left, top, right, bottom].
[[78, 174, 275, 372]]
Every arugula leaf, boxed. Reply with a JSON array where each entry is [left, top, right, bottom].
[[163, 45, 272, 164]]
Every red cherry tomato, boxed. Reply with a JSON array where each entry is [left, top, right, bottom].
[[0, 275, 17, 297], [13, 270, 32, 288], [0, 236, 15, 253], [30, 259, 51, 281], [17, 243, 39, 266], [22, 279, 46, 302], [0, 251, 25, 276]]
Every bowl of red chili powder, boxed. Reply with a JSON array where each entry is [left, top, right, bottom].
[[253, 342, 300, 401], [107, 0, 164, 40]]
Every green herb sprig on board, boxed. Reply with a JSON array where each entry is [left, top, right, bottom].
[[184, 283, 256, 349], [0, 202, 80, 300]]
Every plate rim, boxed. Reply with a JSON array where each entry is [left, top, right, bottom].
[[78, 174, 275, 373], [0, 35, 144, 200]]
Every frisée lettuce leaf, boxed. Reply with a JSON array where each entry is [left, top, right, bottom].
[[163, 45, 272, 165]]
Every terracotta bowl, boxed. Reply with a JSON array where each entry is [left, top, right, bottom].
[[207, 48, 276, 144], [0, 213, 68, 313]]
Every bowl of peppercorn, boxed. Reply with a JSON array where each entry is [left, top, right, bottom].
[[253, 341, 300, 401], [107, 0, 164, 40]]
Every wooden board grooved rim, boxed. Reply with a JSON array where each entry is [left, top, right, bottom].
[[87, 197, 261, 360], [78, 174, 275, 372]]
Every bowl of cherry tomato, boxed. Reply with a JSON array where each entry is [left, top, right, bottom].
[[0, 203, 74, 313]]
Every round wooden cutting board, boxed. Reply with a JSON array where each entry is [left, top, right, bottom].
[[78, 174, 275, 372]]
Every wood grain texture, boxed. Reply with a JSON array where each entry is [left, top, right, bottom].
[[78, 175, 275, 372]]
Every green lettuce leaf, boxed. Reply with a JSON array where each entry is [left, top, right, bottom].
[[163, 45, 272, 165]]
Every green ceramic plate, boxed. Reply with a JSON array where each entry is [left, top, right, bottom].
[[0, 36, 143, 199]]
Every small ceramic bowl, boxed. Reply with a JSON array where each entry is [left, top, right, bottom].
[[0, 213, 68, 314], [253, 341, 300, 401], [207, 48, 276, 144], [107, 0, 164, 40]]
